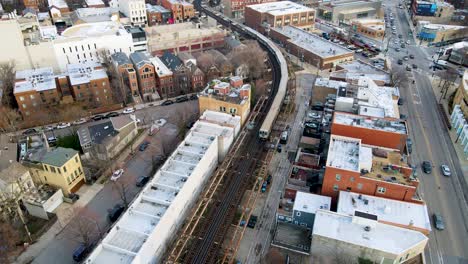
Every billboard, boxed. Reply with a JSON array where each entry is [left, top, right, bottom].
[[415, 2, 437, 16]]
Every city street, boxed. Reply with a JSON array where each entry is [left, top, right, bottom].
[[16, 101, 198, 264], [385, 1, 468, 263]]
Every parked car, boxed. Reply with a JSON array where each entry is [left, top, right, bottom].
[[266, 174, 272, 184], [106, 112, 120, 118], [72, 243, 95, 262], [136, 175, 150, 187], [91, 114, 105, 121], [161, 100, 174, 106], [406, 65, 412, 71], [247, 215, 258, 228], [122, 108, 135, 114], [110, 169, 124, 181], [398, 98, 404, 105], [399, 114, 407, 120], [261, 181, 267, 193], [56, 122, 71, 129], [440, 164, 451, 177], [47, 136, 57, 144], [43, 125, 56, 131], [400, 43, 406, 49], [409, 54, 415, 59], [139, 141, 150, 151], [175, 95, 189, 103], [396, 48, 401, 52], [406, 40, 411, 45], [397, 59, 403, 65], [276, 144, 282, 153], [412, 64, 418, 69], [22, 128, 38, 135], [190, 94, 198, 100], [433, 213, 445, 230], [406, 138, 413, 154], [403, 56, 409, 61], [73, 118, 87, 125], [422, 161, 432, 174], [108, 204, 125, 222], [398, 34, 403, 39]]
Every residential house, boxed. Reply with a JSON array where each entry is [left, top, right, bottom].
[[0, 162, 36, 217], [160, 51, 191, 95], [111, 52, 142, 104], [160, 0, 194, 22], [146, 4, 172, 26], [130, 52, 159, 102], [149, 56, 174, 98]]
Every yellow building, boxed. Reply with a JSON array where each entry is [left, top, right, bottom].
[[453, 70, 468, 117], [26, 147, 85, 195], [351, 18, 385, 40], [198, 76, 251, 126]]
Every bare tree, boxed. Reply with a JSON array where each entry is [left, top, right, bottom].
[[227, 41, 267, 80], [0, 62, 17, 109], [98, 49, 129, 105], [0, 107, 22, 133], [0, 220, 20, 263], [254, 79, 268, 100], [60, 207, 101, 247], [196, 52, 216, 73], [112, 176, 133, 208]]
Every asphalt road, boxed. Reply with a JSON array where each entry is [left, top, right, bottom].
[[385, 2, 468, 263], [29, 101, 198, 264]]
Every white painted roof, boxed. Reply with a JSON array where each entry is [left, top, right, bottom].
[[293, 192, 331, 214], [85, 0, 104, 6], [271, 26, 354, 58], [149, 56, 173, 77], [315, 78, 347, 89], [48, 0, 67, 9], [357, 77, 399, 118], [61, 21, 127, 38], [333, 112, 407, 134], [313, 210, 428, 255], [337, 191, 431, 231], [67, 62, 108, 85], [422, 23, 466, 30], [14, 67, 56, 94], [326, 135, 361, 172], [247, 1, 314, 16]]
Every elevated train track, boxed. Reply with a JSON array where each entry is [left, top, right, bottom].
[[165, 2, 288, 263]]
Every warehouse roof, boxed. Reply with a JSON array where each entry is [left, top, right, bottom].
[[293, 192, 331, 214], [333, 112, 407, 134]]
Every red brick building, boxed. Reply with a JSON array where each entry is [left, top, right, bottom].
[[245, 1, 315, 33], [322, 135, 420, 204], [331, 112, 408, 153], [149, 56, 174, 99], [222, 0, 276, 18], [111, 52, 142, 103], [130, 52, 159, 101], [160, 0, 194, 22], [146, 4, 172, 26]]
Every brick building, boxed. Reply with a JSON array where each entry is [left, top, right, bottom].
[[130, 52, 159, 102], [160, 0, 194, 22], [160, 51, 191, 95], [146, 4, 172, 26], [269, 26, 354, 69], [14, 67, 61, 118], [245, 1, 316, 33], [350, 18, 385, 41], [67, 62, 113, 108], [189, 64, 205, 92], [149, 56, 175, 98], [322, 135, 420, 204], [331, 112, 408, 152], [222, 0, 276, 18], [111, 52, 142, 104]]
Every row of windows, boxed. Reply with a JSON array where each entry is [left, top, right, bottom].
[[66, 167, 83, 185], [62, 44, 97, 54], [219, 106, 237, 114], [332, 183, 386, 194]]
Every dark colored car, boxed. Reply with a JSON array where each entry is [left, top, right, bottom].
[[22, 128, 38, 135], [406, 65, 412, 71], [136, 175, 150, 187], [409, 54, 415, 59], [139, 141, 149, 151], [406, 138, 413, 154], [105, 112, 120, 118], [108, 204, 125, 222], [247, 215, 258, 228], [92, 114, 105, 121], [175, 96, 189, 103], [161, 100, 174, 106], [398, 98, 404, 105], [412, 64, 418, 69], [397, 59, 403, 65], [266, 174, 272, 184], [422, 161, 432, 174], [433, 213, 445, 230], [400, 114, 407, 120], [398, 34, 403, 39], [277, 144, 282, 153], [190, 94, 198, 100], [72, 243, 94, 262]]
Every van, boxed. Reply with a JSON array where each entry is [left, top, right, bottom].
[[280, 131, 288, 144], [435, 60, 448, 66]]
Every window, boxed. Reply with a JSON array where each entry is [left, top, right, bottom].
[[230, 108, 237, 114], [78, 167, 82, 174], [63, 166, 67, 172], [346, 187, 352, 191], [333, 184, 339, 191], [22, 104, 27, 109], [57, 168, 61, 174], [296, 211, 301, 217], [350, 177, 355, 182], [51, 167, 56, 173], [75, 156, 78, 163], [335, 174, 341, 181], [377, 187, 386, 193], [75, 170, 78, 177], [357, 183, 363, 190], [19, 96, 25, 101], [44, 176, 47, 182], [219, 106, 226, 112], [44, 165, 48, 171]]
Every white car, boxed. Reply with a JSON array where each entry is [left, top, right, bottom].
[[73, 118, 87, 125], [111, 169, 124, 181], [44, 125, 56, 131], [308, 112, 320, 119], [56, 122, 71, 129], [122, 108, 135, 114]]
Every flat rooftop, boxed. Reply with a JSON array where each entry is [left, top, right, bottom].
[[199, 79, 250, 105], [271, 26, 353, 59], [293, 192, 331, 214], [146, 4, 170, 13], [295, 151, 320, 168], [315, 77, 348, 89], [337, 60, 389, 77], [145, 22, 224, 41], [422, 23, 466, 31], [67, 62, 108, 85], [326, 135, 361, 172], [60, 21, 128, 38], [14, 67, 56, 94], [357, 77, 399, 118], [313, 210, 428, 255], [337, 191, 431, 231], [149, 56, 173, 77], [333, 112, 407, 134], [247, 1, 314, 16]]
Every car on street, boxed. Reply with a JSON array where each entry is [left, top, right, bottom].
[[110, 169, 124, 181], [136, 175, 150, 187], [276, 144, 282, 153], [106, 112, 120, 118], [409, 54, 415, 59], [406, 138, 413, 154], [398, 34, 403, 39], [400, 43, 406, 48], [412, 64, 418, 69], [398, 98, 404, 105], [356, 48, 363, 53], [433, 213, 445, 230], [406, 40, 410, 45], [139, 141, 150, 151], [396, 48, 401, 52], [397, 59, 403, 65], [56, 122, 71, 129], [308, 112, 320, 119], [440, 164, 451, 177], [422, 161, 432, 174], [332, 39, 339, 43], [399, 114, 407, 120], [161, 100, 174, 106], [22, 128, 38, 135], [175, 95, 189, 103], [47, 136, 57, 144], [91, 114, 105, 121], [406, 65, 412, 71], [190, 94, 198, 100], [73, 118, 87, 125], [72, 243, 95, 262], [108, 204, 125, 222], [43, 125, 55, 131], [247, 215, 258, 228], [122, 108, 135, 114]]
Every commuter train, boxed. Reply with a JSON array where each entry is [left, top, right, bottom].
[[196, 3, 288, 140]]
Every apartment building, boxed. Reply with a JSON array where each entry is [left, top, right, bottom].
[[160, 51, 191, 95], [332, 60, 391, 86], [350, 18, 385, 40], [67, 62, 113, 107], [222, 0, 276, 18], [277, 191, 331, 228], [146, 4, 172, 26], [149, 56, 174, 99], [245, 1, 316, 33], [14, 67, 61, 118], [130, 52, 159, 101], [111, 52, 142, 103], [117, 0, 147, 25], [198, 76, 251, 125], [416, 21, 467, 45], [322, 135, 420, 203], [160, 0, 194, 22]]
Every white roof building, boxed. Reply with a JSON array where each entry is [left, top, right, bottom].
[[67, 62, 108, 85], [337, 191, 431, 233], [149, 56, 172, 77], [14, 67, 56, 94], [312, 210, 428, 262], [356, 77, 400, 119], [293, 192, 331, 214], [85, 111, 241, 264], [247, 1, 314, 16]]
